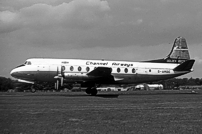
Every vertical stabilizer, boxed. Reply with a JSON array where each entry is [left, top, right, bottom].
[[166, 37, 190, 63]]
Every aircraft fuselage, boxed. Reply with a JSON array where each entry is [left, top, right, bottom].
[[10, 58, 189, 84]]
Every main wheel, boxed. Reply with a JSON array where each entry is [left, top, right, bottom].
[[85, 87, 91, 94], [91, 88, 98, 96]]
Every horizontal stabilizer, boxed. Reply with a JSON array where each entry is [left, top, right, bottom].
[[173, 60, 195, 71], [87, 67, 112, 76]]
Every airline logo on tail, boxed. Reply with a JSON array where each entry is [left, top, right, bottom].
[[166, 37, 190, 63]]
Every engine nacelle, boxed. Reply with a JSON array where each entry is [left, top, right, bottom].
[[63, 73, 89, 81], [63, 72, 87, 77]]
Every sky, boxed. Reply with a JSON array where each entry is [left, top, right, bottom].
[[0, 0, 202, 78]]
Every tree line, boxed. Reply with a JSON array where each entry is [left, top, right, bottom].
[[0, 76, 202, 92], [157, 78, 202, 89], [0, 77, 14, 91]]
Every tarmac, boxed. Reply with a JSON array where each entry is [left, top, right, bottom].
[[0, 90, 202, 134]]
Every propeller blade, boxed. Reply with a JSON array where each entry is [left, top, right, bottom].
[[61, 77, 64, 86], [57, 66, 59, 75], [61, 66, 65, 77], [56, 80, 59, 90]]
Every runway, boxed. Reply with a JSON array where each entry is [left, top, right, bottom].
[[0, 91, 202, 134]]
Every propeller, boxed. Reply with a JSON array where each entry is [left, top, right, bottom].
[[54, 65, 65, 89], [60, 66, 65, 86]]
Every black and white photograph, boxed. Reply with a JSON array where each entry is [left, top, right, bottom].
[[0, 0, 202, 133]]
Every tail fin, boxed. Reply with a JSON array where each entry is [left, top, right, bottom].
[[145, 37, 192, 63], [166, 37, 190, 63]]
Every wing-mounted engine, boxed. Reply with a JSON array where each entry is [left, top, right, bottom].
[[61, 65, 89, 81], [53, 66, 124, 90]]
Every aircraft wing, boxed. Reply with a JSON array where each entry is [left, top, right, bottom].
[[87, 67, 124, 81], [87, 67, 112, 77]]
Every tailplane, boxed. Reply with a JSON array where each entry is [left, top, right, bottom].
[[173, 59, 195, 71]]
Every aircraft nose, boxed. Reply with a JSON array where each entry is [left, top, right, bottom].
[[10, 68, 18, 78]]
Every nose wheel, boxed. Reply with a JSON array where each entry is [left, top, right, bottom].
[[31, 85, 37, 93]]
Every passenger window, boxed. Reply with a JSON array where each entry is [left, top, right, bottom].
[[70, 66, 74, 71], [117, 68, 121, 73], [124, 68, 128, 73], [78, 66, 82, 71], [86, 67, 90, 72], [132, 68, 136, 73]]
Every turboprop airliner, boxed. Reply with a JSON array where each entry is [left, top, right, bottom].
[[10, 37, 195, 95]]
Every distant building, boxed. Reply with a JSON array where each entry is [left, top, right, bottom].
[[97, 87, 128, 91], [135, 84, 163, 90], [97, 84, 164, 91]]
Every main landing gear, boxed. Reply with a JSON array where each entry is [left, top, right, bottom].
[[85, 87, 98, 96]]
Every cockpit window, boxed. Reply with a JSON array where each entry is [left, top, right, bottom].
[[27, 61, 31, 65], [14, 64, 25, 69], [14, 61, 28, 69], [24, 61, 31, 65]]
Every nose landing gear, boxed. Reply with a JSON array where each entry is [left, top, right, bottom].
[[31, 85, 36, 93]]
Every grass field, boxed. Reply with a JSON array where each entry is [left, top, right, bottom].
[[0, 90, 202, 134]]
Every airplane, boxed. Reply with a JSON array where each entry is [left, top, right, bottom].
[[10, 37, 195, 95]]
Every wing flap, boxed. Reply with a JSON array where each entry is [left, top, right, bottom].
[[87, 67, 125, 81]]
